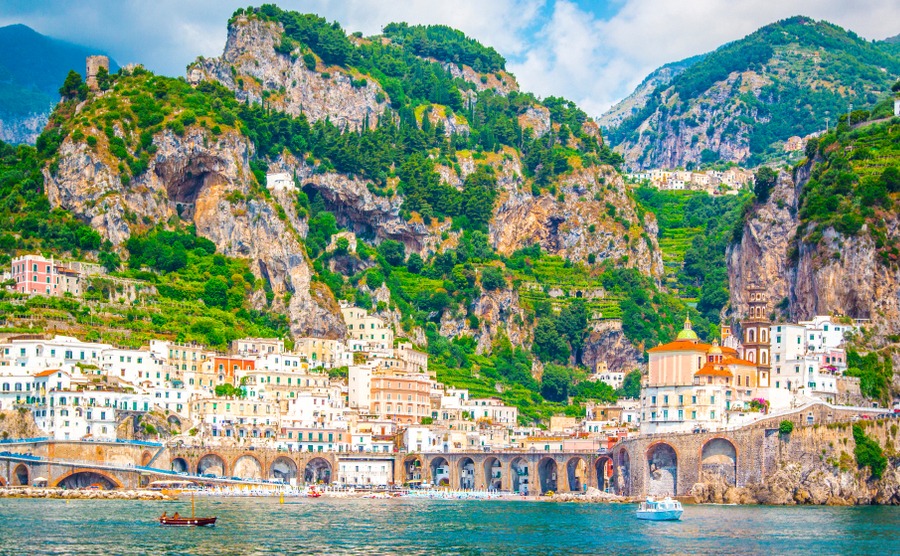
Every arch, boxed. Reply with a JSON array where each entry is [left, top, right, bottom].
[[402, 455, 424, 485], [304, 457, 332, 484], [595, 456, 614, 492], [232, 454, 263, 480], [167, 415, 182, 428], [271, 456, 298, 484], [566, 457, 587, 492], [483, 456, 502, 491], [171, 457, 189, 474], [537, 457, 558, 494], [701, 438, 737, 487], [429, 456, 450, 487], [197, 453, 226, 477], [458, 457, 475, 489], [53, 469, 121, 490], [12, 464, 29, 486], [141, 451, 153, 467], [509, 457, 530, 494], [647, 442, 678, 496]]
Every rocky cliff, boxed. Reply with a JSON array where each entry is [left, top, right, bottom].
[[692, 420, 900, 505], [0, 111, 48, 145], [191, 16, 385, 131], [492, 160, 664, 278], [45, 126, 345, 339], [727, 163, 900, 342]]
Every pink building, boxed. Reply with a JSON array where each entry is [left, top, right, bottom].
[[10, 255, 82, 297]]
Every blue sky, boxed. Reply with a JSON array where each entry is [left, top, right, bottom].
[[1, 0, 898, 117]]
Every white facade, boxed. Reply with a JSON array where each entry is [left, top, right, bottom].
[[338, 457, 393, 486], [265, 172, 295, 191]]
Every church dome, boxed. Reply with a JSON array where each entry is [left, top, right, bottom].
[[675, 315, 699, 341], [708, 340, 722, 355]]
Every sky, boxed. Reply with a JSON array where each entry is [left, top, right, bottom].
[[2, 0, 899, 117]]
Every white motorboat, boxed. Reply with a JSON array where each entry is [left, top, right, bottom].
[[635, 497, 683, 521]]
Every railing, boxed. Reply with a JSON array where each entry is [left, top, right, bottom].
[[0, 437, 50, 445], [115, 439, 163, 447]]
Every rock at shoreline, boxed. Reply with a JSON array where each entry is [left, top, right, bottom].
[[0, 487, 171, 501], [551, 487, 626, 503]]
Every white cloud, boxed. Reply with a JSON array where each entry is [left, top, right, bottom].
[[510, 0, 900, 116], [1, 0, 898, 119]]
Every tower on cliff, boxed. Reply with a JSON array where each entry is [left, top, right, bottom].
[[86, 55, 110, 91], [741, 282, 770, 387]]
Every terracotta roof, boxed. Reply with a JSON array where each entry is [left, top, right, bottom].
[[722, 357, 757, 367], [648, 340, 712, 353], [694, 364, 732, 378], [720, 346, 739, 355], [34, 369, 60, 377]]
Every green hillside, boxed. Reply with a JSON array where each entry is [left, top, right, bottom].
[[0, 6, 715, 424], [607, 16, 900, 168]]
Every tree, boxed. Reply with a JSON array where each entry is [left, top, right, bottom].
[[59, 70, 86, 100], [99, 250, 120, 273], [480, 266, 505, 291], [377, 240, 406, 267], [406, 252, 423, 274], [532, 319, 570, 363], [853, 423, 887, 479], [881, 166, 900, 194], [618, 370, 642, 399], [540, 364, 571, 402], [202, 276, 229, 309], [892, 80, 900, 93], [754, 167, 778, 204]]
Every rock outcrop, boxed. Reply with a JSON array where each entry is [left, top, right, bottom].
[[191, 16, 386, 131], [582, 320, 645, 375], [0, 409, 43, 440], [44, 127, 345, 338], [491, 163, 664, 278], [0, 110, 49, 145], [727, 164, 900, 342]]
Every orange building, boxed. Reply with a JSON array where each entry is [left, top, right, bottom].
[[213, 356, 255, 385]]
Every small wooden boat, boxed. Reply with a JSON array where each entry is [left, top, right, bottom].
[[307, 487, 322, 498], [159, 493, 217, 527]]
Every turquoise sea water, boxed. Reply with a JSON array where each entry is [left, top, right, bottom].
[[1, 497, 899, 555]]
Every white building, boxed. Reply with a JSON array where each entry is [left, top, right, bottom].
[[265, 172, 295, 191], [338, 457, 393, 486]]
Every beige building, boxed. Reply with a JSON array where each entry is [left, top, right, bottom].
[[341, 303, 394, 351]]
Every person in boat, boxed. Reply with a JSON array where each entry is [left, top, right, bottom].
[[161, 512, 167, 519], [172, 512, 180, 519]]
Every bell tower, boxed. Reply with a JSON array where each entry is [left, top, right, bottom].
[[742, 282, 770, 387]]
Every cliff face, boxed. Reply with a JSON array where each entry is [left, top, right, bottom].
[[191, 16, 386, 131], [613, 70, 758, 170], [582, 320, 645, 375], [492, 163, 664, 278], [0, 111, 48, 145], [727, 165, 900, 341], [44, 127, 345, 338]]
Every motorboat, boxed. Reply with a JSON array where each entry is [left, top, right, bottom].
[[635, 497, 683, 521]]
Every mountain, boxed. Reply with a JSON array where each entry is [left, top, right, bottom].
[[1, 6, 718, 423], [597, 54, 703, 130], [0, 24, 117, 144], [603, 16, 900, 170], [727, 96, 900, 400]]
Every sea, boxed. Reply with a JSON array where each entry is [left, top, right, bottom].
[[2, 497, 899, 555]]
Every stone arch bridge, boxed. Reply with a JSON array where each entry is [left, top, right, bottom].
[[0, 403, 874, 496]]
